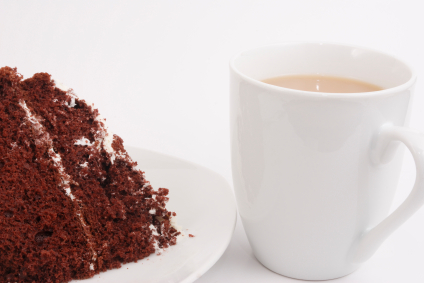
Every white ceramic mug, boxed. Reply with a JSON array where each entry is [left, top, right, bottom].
[[229, 42, 424, 280]]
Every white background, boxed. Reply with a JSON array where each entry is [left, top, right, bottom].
[[1, 1, 424, 282]]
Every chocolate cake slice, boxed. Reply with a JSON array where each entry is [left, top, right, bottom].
[[0, 67, 180, 282]]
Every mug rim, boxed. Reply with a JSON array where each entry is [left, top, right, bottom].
[[229, 41, 417, 98]]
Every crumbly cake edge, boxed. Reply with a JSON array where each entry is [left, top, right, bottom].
[[54, 79, 182, 253]]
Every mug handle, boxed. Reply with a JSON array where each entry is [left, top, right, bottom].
[[354, 123, 424, 263]]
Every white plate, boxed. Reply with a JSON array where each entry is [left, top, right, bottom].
[[81, 147, 237, 283]]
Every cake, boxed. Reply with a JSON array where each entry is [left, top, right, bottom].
[[0, 67, 180, 282]]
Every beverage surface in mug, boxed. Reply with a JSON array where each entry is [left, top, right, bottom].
[[261, 74, 383, 93]]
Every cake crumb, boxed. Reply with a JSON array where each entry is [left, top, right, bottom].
[[189, 234, 195, 238]]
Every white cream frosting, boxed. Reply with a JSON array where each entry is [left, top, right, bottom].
[[52, 79, 77, 108], [53, 79, 69, 92], [170, 216, 184, 243], [74, 137, 93, 146], [149, 224, 162, 253], [94, 113, 117, 163], [68, 97, 76, 108]]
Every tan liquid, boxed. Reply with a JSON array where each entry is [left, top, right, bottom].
[[262, 75, 383, 93]]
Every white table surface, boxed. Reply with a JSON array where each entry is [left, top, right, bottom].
[[1, 1, 424, 282]]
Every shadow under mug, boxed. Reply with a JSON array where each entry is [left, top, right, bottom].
[[229, 42, 424, 280]]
